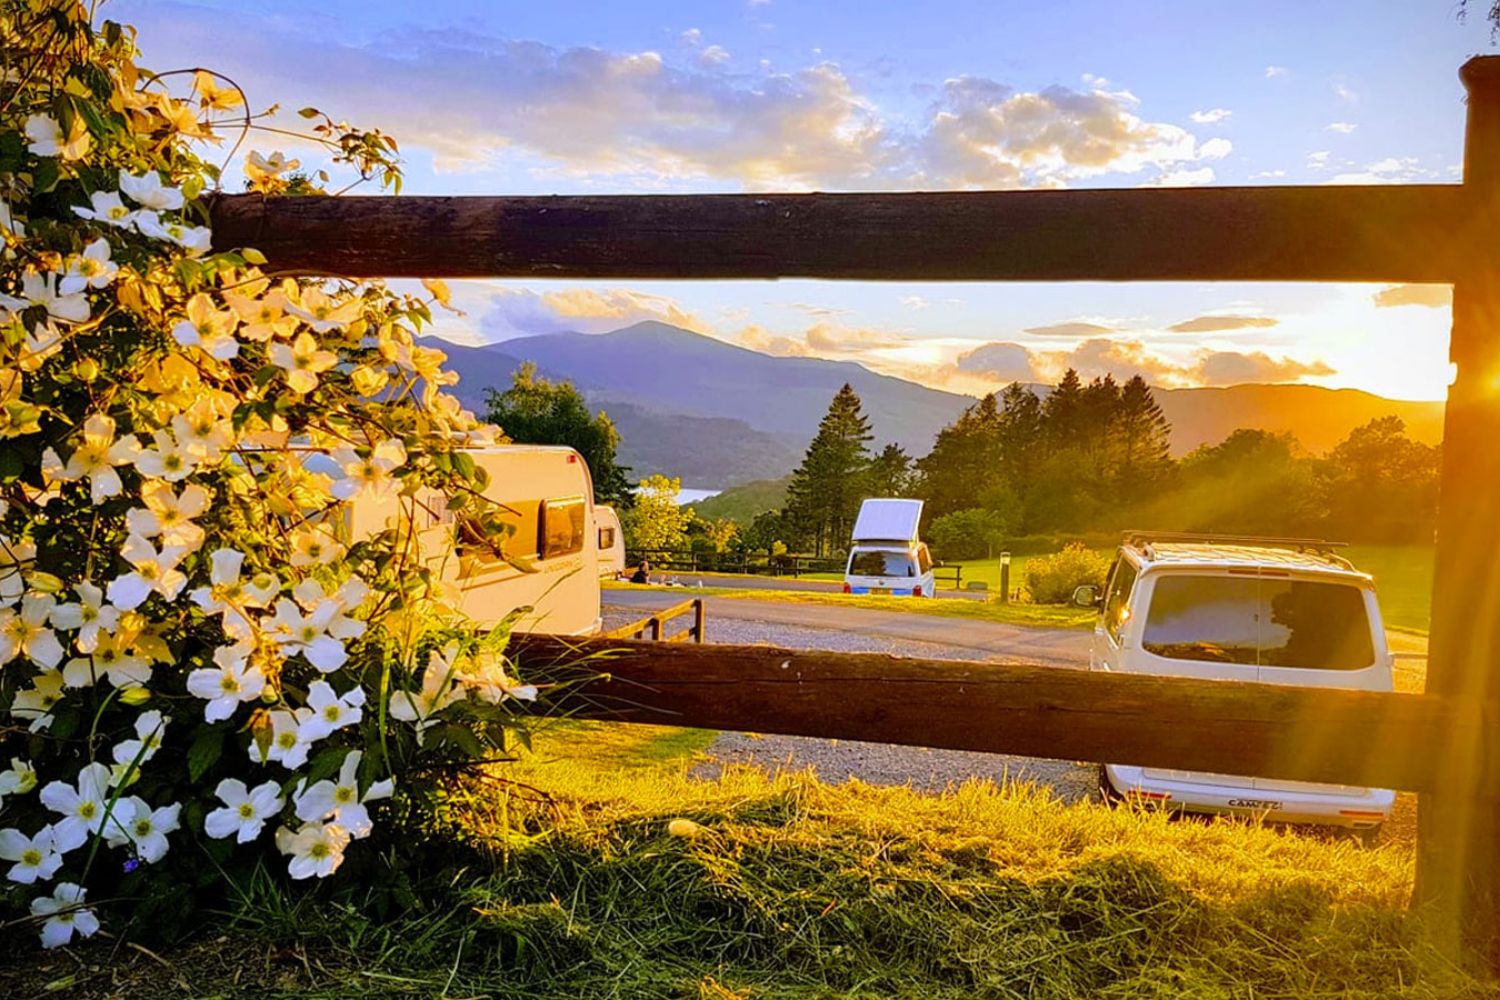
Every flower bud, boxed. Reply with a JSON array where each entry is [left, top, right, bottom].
[[74, 357, 100, 382], [118, 686, 152, 706]]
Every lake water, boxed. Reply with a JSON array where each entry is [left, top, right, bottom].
[[677, 488, 721, 505]]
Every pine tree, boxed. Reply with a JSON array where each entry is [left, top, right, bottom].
[[915, 392, 1005, 519], [1113, 375, 1172, 497], [865, 443, 914, 498], [1043, 368, 1086, 449], [784, 384, 874, 555]]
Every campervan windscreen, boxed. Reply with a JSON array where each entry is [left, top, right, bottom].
[[1142, 575, 1374, 670], [849, 549, 917, 578]]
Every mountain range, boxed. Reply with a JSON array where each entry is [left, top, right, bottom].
[[435, 321, 1444, 488]]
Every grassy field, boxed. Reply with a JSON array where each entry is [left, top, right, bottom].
[[611, 581, 1097, 629], [16, 718, 1490, 998]]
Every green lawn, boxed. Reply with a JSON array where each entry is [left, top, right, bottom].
[[1344, 544, 1434, 633]]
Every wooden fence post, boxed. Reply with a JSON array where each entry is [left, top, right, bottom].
[[1417, 55, 1500, 971]]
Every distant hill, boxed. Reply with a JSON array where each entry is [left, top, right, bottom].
[[478, 321, 971, 454], [693, 477, 792, 524], [603, 403, 802, 487], [1152, 384, 1443, 454], [433, 323, 1445, 489]]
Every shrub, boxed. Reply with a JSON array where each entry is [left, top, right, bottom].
[[928, 507, 1014, 561], [0, 3, 556, 948], [1024, 542, 1112, 603]]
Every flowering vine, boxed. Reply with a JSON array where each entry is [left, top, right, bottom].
[[0, 0, 543, 947]]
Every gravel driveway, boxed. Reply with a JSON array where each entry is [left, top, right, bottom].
[[602, 606, 1101, 804]]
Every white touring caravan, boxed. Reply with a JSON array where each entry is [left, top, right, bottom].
[[595, 504, 626, 579], [842, 498, 936, 598], [346, 445, 604, 636]]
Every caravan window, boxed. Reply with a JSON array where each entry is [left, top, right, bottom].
[[539, 496, 587, 560], [599, 526, 616, 551]]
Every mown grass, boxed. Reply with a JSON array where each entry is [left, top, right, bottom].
[[1345, 544, 1435, 633], [13, 719, 1491, 999], [608, 582, 1097, 629]]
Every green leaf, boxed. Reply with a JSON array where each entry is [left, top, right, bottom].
[[187, 725, 225, 782], [241, 247, 267, 265], [31, 158, 60, 195]]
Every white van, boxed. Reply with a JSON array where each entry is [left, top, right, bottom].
[[842, 498, 936, 598], [1079, 532, 1394, 837], [595, 504, 626, 579], [348, 445, 603, 636]]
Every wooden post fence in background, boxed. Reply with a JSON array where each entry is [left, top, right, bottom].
[[206, 54, 1500, 971]]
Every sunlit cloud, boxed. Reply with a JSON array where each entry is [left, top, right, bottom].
[[1167, 314, 1279, 333], [1189, 108, 1232, 124], [954, 337, 1333, 388], [1022, 321, 1118, 338], [1373, 284, 1453, 309], [1325, 121, 1358, 134], [475, 287, 710, 339], [125, 5, 1234, 191]]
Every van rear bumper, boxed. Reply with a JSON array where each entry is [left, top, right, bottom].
[[1103, 764, 1395, 828]]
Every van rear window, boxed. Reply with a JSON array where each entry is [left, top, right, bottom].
[[848, 550, 916, 578], [1142, 575, 1374, 670]]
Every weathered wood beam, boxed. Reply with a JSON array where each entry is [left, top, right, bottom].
[[209, 185, 1471, 283], [512, 635, 1495, 795]]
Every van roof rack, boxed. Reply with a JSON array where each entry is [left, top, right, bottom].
[[1122, 531, 1348, 555]]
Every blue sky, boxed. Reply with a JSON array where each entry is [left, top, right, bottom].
[[115, 0, 1489, 400]]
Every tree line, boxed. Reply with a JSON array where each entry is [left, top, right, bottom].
[[483, 364, 1440, 560]]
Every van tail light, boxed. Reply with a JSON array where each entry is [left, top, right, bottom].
[[1127, 790, 1172, 802], [842, 583, 851, 594], [1338, 809, 1386, 819], [913, 584, 922, 596]]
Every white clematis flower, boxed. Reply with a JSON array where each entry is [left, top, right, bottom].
[[125, 480, 211, 549], [171, 398, 234, 462], [390, 641, 465, 741], [266, 597, 348, 672], [61, 632, 150, 689], [49, 581, 121, 653], [103, 797, 180, 863], [330, 439, 406, 500], [0, 593, 63, 668], [274, 821, 350, 880], [72, 190, 137, 228], [0, 825, 63, 884], [133, 428, 195, 482], [25, 114, 90, 160], [298, 680, 365, 742], [0, 758, 38, 798], [10, 670, 63, 732], [21, 270, 89, 323], [205, 778, 284, 843], [58, 238, 117, 295], [464, 648, 539, 705], [185, 643, 266, 722], [31, 883, 100, 949], [111, 710, 168, 768], [107, 534, 190, 610], [190, 548, 278, 639], [135, 213, 212, 256], [171, 293, 239, 360], [0, 534, 35, 607], [49, 414, 139, 503], [268, 332, 337, 394], [39, 762, 113, 853], [118, 171, 184, 211], [249, 708, 314, 769], [292, 750, 393, 839], [285, 286, 362, 333]]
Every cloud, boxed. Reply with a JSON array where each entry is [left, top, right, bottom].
[[1307, 150, 1330, 168], [899, 295, 930, 310], [802, 322, 905, 352], [477, 287, 709, 339], [1250, 168, 1287, 179], [1191, 351, 1333, 385], [125, 7, 1235, 191], [1142, 166, 1216, 187], [955, 342, 1042, 381], [1167, 314, 1279, 333], [1022, 321, 1118, 338], [1373, 284, 1453, 309], [1333, 80, 1357, 103], [1190, 108, 1232, 124], [1325, 121, 1357, 134], [1330, 156, 1437, 185], [954, 337, 1332, 388], [1265, 65, 1288, 78]]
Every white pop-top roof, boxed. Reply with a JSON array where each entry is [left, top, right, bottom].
[[851, 498, 924, 542]]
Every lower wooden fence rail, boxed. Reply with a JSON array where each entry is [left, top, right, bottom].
[[599, 599, 706, 643], [512, 635, 1495, 795]]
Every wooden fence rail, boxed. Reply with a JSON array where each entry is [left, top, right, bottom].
[[599, 598, 705, 643], [512, 635, 1493, 795], [209, 184, 1472, 283]]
